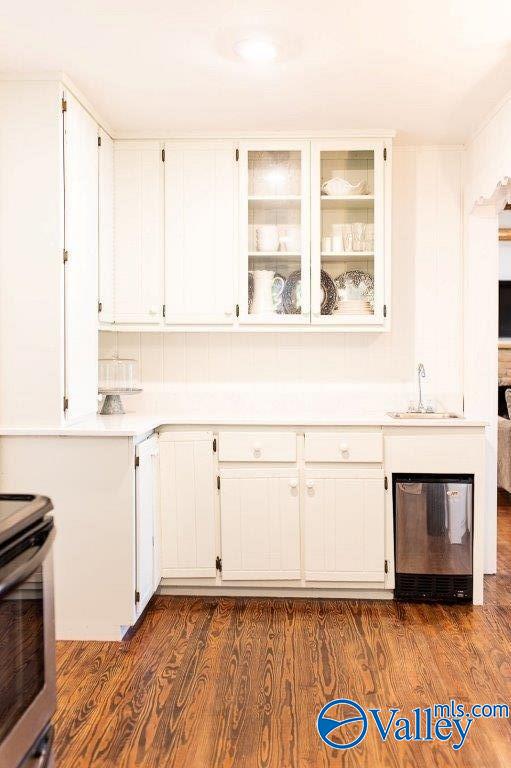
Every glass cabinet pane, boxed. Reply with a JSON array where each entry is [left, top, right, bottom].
[[316, 148, 377, 320], [242, 147, 309, 321]]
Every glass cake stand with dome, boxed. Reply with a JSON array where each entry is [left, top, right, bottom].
[[98, 356, 142, 415]]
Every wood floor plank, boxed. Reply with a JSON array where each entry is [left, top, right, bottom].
[[54, 502, 511, 767]]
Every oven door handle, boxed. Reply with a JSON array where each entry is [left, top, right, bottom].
[[0, 526, 55, 598], [30, 724, 54, 768]]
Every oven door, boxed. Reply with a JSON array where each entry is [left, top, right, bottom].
[[0, 518, 56, 768]]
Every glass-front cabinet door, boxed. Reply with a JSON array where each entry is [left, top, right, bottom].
[[238, 141, 310, 324], [311, 139, 386, 326]]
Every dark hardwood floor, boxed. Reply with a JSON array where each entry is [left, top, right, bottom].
[[54, 498, 511, 767]]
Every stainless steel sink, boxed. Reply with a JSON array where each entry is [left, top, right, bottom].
[[387, 411, 461, 419]]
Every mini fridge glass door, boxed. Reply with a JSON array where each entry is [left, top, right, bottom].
[[394, 476, 473, 575]]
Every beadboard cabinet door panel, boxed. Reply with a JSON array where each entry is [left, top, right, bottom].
[[135, 434, 159, 616], [220, 470, 301, 580], [114, 141, 163, 324], [160, 433, 216, 578], [304, 474, 385, 581], [164, 141, 237, 325], [98, 127, 114, 323], [63, 91, 99, 422]]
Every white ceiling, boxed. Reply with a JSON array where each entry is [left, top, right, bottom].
[[1, 0, 511, 142]]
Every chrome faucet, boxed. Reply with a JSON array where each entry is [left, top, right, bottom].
[[417, 363, 426, 412]]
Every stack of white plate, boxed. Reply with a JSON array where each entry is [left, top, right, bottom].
[[337, 300, 373, 315]]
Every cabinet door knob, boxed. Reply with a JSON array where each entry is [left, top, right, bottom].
[[289, 479, 298, 489], [306, 480, 314, 490], [340, 443, 349, 453], [149, 305, 159, 315], [253, 442, 262, 454]]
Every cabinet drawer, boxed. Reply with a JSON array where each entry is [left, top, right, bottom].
[[219, 432, 297, 462], [304, 432, 383, 463]]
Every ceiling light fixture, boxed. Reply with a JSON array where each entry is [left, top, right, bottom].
[[234, 37, 278, 63]]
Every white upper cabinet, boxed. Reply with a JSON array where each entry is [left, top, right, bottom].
[[104, 135, 391, 331], [113, 140, 164, 323], [238, 140, 310, 324], [98, 127, 114, 323], [311, 139, 388, 326], [164, 141, 237, 324], [63, 91, 99, 421]]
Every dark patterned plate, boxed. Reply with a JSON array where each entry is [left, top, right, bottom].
[[248, 272, 254, 312], [282, 270, 302, 314], [321, 269, 337, 315], [272, 273, 285, 313]]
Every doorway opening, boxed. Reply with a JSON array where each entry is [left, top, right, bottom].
[[496, 203, 511, 567]]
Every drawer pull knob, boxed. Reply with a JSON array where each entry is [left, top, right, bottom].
[[253, 442, 262, 454], [289, 479, 298, 489], [306, 480, 314, 490], [149, 305, 160, 315], [340, 443, 349, 453]]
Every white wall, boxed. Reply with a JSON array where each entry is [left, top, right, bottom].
[[100, 147, 464, 413], [463, 92, 511, 573], [0, 81, 64, 426]]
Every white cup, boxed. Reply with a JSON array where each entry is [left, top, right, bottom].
[[280, 225, 301, 252], [322, 236, 332, 253], [332, 235, 343, 253], [256, 225, 279, 252]]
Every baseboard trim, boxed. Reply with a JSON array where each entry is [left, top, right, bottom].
[[158, 585, 394, 600]]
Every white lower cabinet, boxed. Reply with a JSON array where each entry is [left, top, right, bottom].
[[135, 434, 160, 616], [220, 469, 301, 580], [304, 470, 385, 582], [159, 432, 216, 578]]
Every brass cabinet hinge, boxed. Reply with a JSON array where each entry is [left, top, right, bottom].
[[384, 476, 388, 490], [63, 249, 69, 264], [161, 148, 165, 162], [135, 590, 140, 603], [384, 560, 389, 574], [162, 304, 166, 318], [235, 148, 239, 161], [383, 147, 387, 161], [217, 475, 220, 490], [235, 304, 240, 318], [61, 97, 67, 113], [98, 135, 102, 147], [98, 300, 103, 313], [215, 556, 222, 572], [383, 304, 387, 318], [135, 455, 140, 468], [213, 437, 217, 452], [63, 396, 69, 412]]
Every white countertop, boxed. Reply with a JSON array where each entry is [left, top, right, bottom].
[[0, 410, 487, 437]]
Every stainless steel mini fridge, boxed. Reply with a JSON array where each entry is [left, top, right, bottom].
[[393, 474, 473, 602]]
